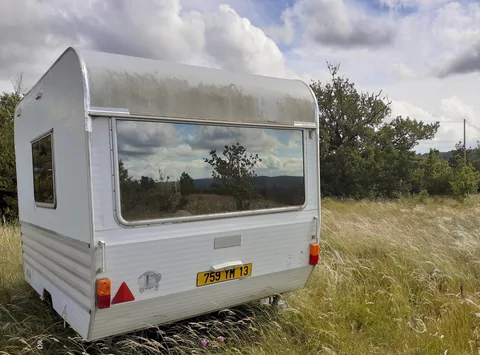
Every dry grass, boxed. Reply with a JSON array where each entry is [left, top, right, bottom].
[[1, 196, 480, 354]]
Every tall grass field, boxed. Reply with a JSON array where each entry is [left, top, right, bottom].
[[1, 197, 480, 354]]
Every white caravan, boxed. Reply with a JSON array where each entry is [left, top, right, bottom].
[[14, 47, 321, 341]]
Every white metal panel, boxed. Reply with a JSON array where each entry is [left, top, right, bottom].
[[20, 224, 92, 309], [78, 47, 316, 127], [95, 216, 315, 297], [20, 223, 92, 338], [23, 258, 91, 339], [90, 266, 311, 340], [14, 49, 93, 244]]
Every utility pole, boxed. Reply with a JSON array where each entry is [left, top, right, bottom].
[[464, 119, 467, 164]]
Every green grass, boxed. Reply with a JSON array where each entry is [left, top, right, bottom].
[[1, 197, 480, 354]]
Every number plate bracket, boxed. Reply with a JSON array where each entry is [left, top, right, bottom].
[[210, 261, 243, 271]]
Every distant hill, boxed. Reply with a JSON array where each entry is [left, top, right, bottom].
[[416, 150, 456, 161]]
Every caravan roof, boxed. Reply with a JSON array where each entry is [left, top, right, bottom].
[[21, 47, 317, 128]]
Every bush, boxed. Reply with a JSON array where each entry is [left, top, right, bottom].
[[450, 164, 480, 201]]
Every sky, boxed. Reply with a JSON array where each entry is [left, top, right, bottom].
[[1, 0, 480, 156]]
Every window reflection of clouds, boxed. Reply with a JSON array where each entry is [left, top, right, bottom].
[[116, 120, 304, 181], [117, 121, 180, 151], [187, 125, 281, 154]]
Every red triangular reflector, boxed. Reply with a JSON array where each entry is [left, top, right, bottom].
[[112, 282, 135, 304]]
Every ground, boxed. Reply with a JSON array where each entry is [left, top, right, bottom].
[[1, 196, 480, 354]]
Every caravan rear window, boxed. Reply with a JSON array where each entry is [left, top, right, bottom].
[[115, 120, 306, 222], [31, 131, 55, 207]]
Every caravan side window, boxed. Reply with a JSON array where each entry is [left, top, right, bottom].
[[115, 119, 306, 223], [31, 130, 56, 207]]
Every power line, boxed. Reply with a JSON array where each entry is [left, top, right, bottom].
[[417, 118, 480, 163], [465, 120, 480, 133]]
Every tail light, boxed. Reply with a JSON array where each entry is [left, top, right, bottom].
[[97, 278, 111, 309], [309, 243, 320, 265]]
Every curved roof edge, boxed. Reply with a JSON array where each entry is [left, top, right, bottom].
[[20, 47, 318, 127], [16, 47, 81, 111]]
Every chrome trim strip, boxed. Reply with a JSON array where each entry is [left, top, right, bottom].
[[294, 121, 317, 128], [97, 240, 106, 274], [299, 80, 321, 286], [76, 48, 99, 339], [90, 110, 317, 130], [89, 106, 130, 115], [303, 80, 321, 242]]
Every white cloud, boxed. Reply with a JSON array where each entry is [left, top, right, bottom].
[[0, 0, 72, 92], [392, 63, 417, 80], [269, 0, 396, 49], [1, 0, 480, 159], [439, 96, 477, 122], [390, 100, 436, 122], [203, 4, 292, 77], [431, 2, 480, 46], [264, 8, 296, 46], [389, 95, 480, 153], [0, 0, 295, 94]]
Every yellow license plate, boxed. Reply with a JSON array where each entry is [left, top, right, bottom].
[[196, 264, 252, 287]]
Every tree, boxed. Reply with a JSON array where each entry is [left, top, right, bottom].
[[450, 164, 480, 201], [372, 118, 440, 198], [310, 63, 440, 198], [118, 160, 131, 185], [179, 172, 195, 196], [117, 163, 181, 220], [311, 63, 391, 158], [204, 143, 262, 210], [0, 74, 23, 221], [417, 149, 453, 195]]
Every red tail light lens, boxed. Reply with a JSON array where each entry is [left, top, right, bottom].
[[97, 278, 111, 309], [309, 243, 320, 265]]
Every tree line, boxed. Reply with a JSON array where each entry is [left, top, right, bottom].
[[1, 64, 479, 221], [311, 63, 479, 200]]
